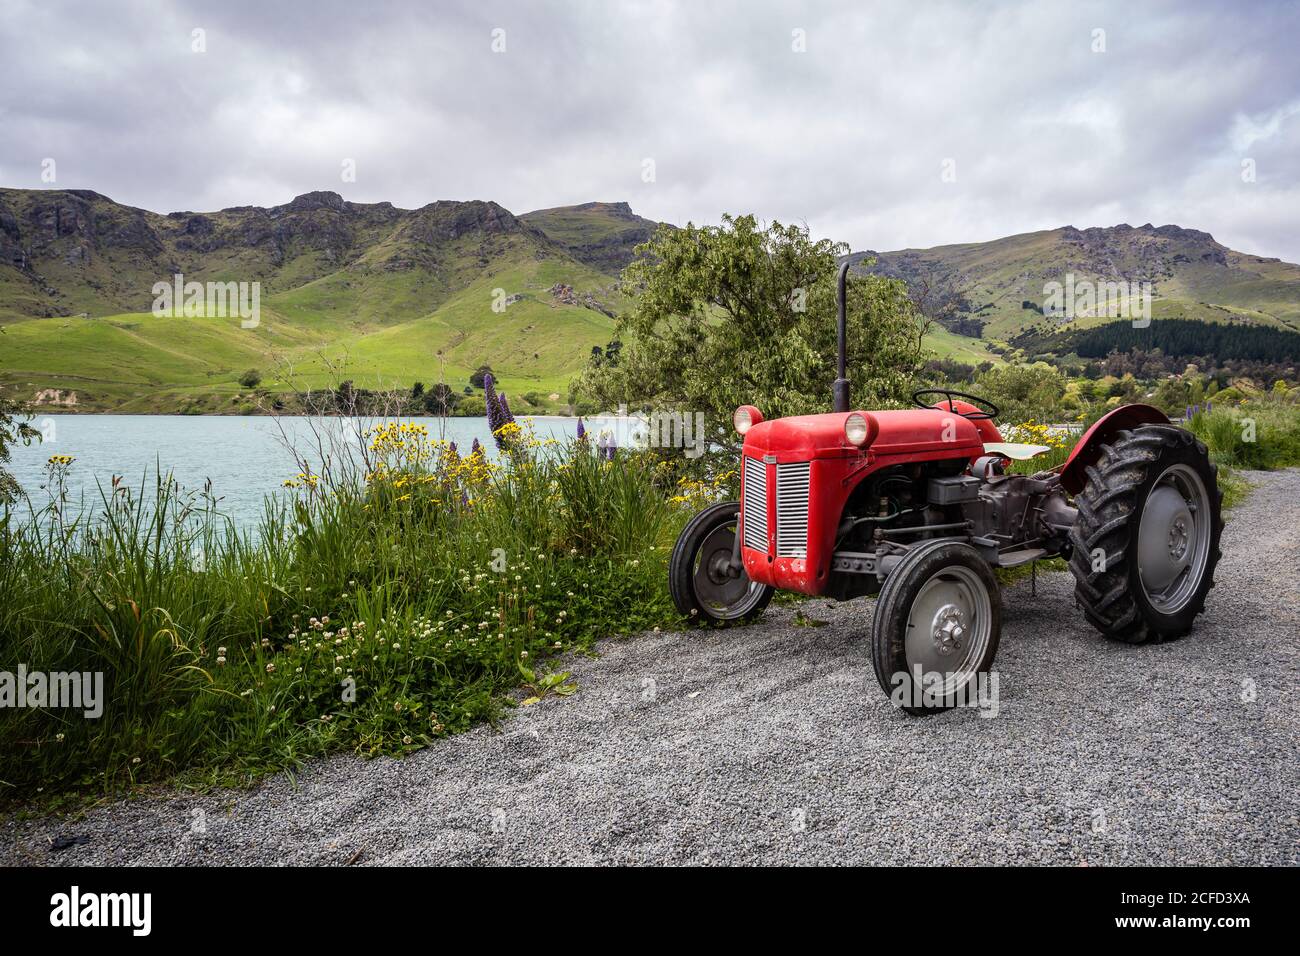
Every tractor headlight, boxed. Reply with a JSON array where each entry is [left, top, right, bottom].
[[845, 412, 870, 446], [733, 405, 763, 435]]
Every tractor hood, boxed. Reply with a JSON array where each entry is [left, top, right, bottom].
[[743, 412, 867, 460], [742, 408, 984, 462]]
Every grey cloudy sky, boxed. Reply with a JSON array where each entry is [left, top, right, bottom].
[[2, 0, 1298, 259]]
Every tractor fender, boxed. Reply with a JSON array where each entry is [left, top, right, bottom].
[[1058, 403, 1170, 494]]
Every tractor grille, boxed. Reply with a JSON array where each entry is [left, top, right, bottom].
[[741, 456, 768, 551], [775, 462, 811, 558]]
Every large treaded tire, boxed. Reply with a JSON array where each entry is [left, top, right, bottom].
[[1067, 424, 1223, 644], [669, 501, 774, 625]]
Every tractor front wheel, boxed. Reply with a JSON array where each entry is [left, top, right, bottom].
[[1068, 424, 1223, 643], [870, 540, 1002, 714], [669, 501, 773, 625]]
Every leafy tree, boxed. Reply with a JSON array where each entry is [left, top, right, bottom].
[[973, 362, 1067, 424], [423, 382, 460, 415], [576, 215, 926, 448], [470, 365, 494, 388], [411, 382, 425, 400], [238, 368, 262, 389], [335, 379, 357, 414], [0, 391, 40, 505]]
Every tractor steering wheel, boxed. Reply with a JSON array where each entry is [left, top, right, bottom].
[[910, 388, 999, 421]]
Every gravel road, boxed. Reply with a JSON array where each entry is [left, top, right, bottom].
[[5, 470, 1298, 866]]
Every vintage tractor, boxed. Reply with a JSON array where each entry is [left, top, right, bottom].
[[669, 264, 1223, 712]]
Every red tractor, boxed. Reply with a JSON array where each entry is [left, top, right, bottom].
[[670, 264, 1223, 713]]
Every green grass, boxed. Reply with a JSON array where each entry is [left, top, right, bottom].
[[1187, 397, 1300, 470], [922, 324, 1004, 365], [0, 427, 691, 801]]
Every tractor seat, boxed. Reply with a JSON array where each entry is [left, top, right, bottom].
[[982, 442, 1053, 460]]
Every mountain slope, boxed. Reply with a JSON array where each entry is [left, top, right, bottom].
[[5, 187, 1298, 412], [520, 201, 661, 275], [853, 223, 1300, 344], [0, 189, 628, 411]]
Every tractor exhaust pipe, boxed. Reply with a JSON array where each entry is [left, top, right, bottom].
[[833, 261, 851, 413]]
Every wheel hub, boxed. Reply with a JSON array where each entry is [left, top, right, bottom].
[[931, 603, 966, 656], [1167, 517, 1189, 561], [691, 524, 759, 613], [1137, 463, 1212, 614]]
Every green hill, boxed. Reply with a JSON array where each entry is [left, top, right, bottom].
[[4, 187, 1297, 413], [520, 201, 662, 275], [0, 189, 631, 412], [853, 223, 1300, 356]]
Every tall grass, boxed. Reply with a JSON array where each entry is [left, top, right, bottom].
[[0, 425, 687, 800], [1187, 399, 1300, 470]]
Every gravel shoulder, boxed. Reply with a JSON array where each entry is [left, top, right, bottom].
[[4, 470, 1298, 866]]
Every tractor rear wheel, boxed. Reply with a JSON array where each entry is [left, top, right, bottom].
[[1067, 424, 1223, 644], [669, 501, 774, 625], [870, 540, 1002, 714]]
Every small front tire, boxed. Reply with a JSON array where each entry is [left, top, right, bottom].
[[669, 501, 773, 625], [871, 540, 1002, 714]]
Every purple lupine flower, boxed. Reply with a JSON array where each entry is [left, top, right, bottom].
[[471, 436, 482, 456], [576, 417, 586, 440], [460, 489, 469, 507], [448, 441, 457, 455], [498, 392, 516, 427], [1206, 401, 1213, 413], [484, 373, 504, 440], [604, 433, 618, 461]]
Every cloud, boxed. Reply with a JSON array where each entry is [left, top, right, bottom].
[[1, 0, 1298, 259]]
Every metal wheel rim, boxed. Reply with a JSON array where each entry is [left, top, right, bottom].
[[903, 564, 992, 696], [1138, 462, 1211, 614], [692, 522, 766, 620]]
